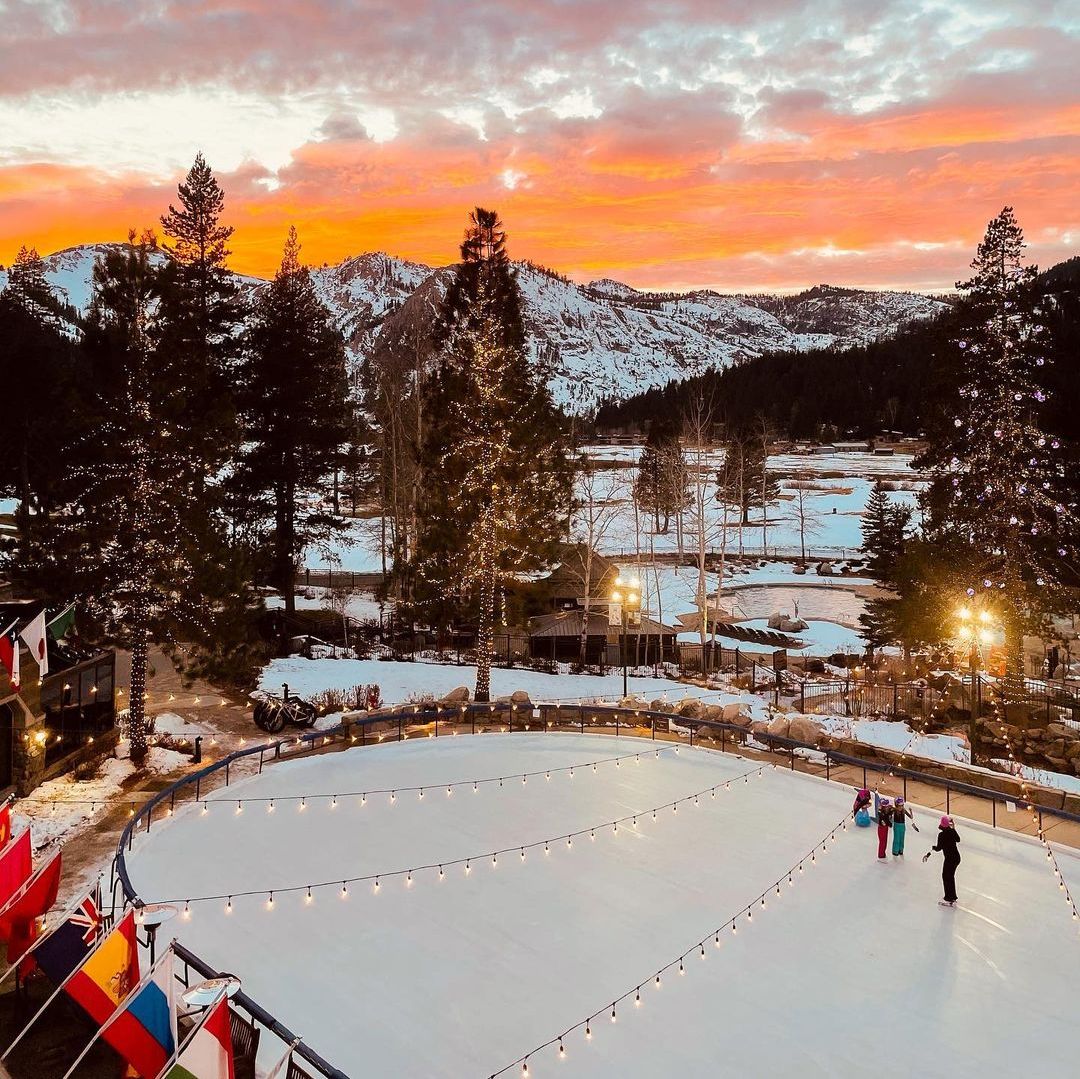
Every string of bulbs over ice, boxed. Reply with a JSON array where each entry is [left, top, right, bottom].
[[486, 811, 852, 1077], [18, 743, 684, 811], [987, 683, 1079, 929], [145, 763, 771, 915]]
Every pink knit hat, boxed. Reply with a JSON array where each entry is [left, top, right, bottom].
[[939, 815, 953, 829]]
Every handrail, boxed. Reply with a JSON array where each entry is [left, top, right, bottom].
[[114, 698, 1080, 1078]]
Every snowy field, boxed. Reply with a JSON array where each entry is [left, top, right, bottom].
[[259, 657, 745, 707], [125, 734, 1080, 1077]]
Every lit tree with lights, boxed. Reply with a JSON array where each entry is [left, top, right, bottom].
[[412, 208, 572, 701], [918, 207, 1080, 677]]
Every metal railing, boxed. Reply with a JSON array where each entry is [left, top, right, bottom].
[[113, 698, 1080, 1078]]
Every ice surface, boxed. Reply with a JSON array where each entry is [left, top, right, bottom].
[[124, 733, 1080, 1078]]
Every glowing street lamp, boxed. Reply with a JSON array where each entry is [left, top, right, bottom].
[[612, 575, 642, 697], [956, 601, 998, 764]]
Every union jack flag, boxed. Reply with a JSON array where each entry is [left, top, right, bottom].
[[30, 884, 103, 985]]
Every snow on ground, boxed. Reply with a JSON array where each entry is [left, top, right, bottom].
[[265, 587, 388, 622], [818, 716, 970, 763], [723, 561, 874, 587], [581, 444, 922, 478], [260, 657, 732, 706], [124, 733, 1080, 1078], [13, 747, 190, 852], [986, 760, 1080, 796]]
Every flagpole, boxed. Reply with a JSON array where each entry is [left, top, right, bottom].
[[59, 945, 172, 1079], [0, 879, 100, 989], [0, 849, 60, 922], [150, 980, 229, 1079], [1, 906, 129, 1060]]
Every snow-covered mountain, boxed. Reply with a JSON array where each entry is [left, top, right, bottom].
[[2, 244, 948, 413]]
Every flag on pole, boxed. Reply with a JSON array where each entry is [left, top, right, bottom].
[[0, 803, 11, 849], [30, 883, 102, 984], [0, 850, 61, 960], [0, 621, 19, 691], [265, 1038, 301, 1079], [0, 830, 32, 911], [64, 908, 140, 1026], [46, 603, 76, 641], [18, 610, 48, 676], [101, 947, 177, 1079], [164, 996, 235, 1079]]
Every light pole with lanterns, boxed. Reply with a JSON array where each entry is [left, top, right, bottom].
[[610, 574, 641, 697], [956, 603, 996, 765]]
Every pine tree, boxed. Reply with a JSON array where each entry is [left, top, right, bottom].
[[411, 208, 573, 700], [232, 227, 351, 614], [6, 246, 54, 320], [861, 481, 911, 583], [0, 280, 84, 569], [715, 430, 779, 525], [159, 153, 240, 474], [634, 414, 688, 533], [917, 207, 1079, 670]]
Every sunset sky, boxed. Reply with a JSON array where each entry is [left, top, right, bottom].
[[1, 0, 1078, 292]]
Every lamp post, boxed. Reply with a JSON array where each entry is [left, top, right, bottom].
[[957, 604, 996, 765], [611, 575, 641, 698]]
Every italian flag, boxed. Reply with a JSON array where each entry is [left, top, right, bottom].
[[166, 997, 235, 1079]]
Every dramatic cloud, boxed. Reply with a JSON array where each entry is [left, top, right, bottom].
[[0, 0, 1077, 290]]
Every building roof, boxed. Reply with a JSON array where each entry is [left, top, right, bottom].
[[539, 544, 621, 598], [529, 608, 677, 637]]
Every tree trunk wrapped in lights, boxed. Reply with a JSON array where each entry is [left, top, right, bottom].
[[411, 209, 572, 700]]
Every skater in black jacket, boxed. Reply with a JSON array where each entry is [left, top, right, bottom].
[[923, 816, 961, 905]]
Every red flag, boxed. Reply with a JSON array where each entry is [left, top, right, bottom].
[[0, 622, 19, 691], [0, 851, 61, 961], [0, 804, 11, 850], [0, 830, 32, 911]]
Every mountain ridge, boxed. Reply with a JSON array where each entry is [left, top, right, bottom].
[[1, 243, 950, 413]]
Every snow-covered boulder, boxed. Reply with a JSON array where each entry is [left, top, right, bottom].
[[440, 686, 470, 704]]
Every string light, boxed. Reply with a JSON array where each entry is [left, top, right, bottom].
[[485, 814, 849, 1077], [147, 765, 764, 910]]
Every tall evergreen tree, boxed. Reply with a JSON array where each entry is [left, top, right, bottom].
[[715, 430, 780, 525], [861, 480, 911, 583], [634, 413, 688, 533], [917, 207, 1080, 670], [233, 227, 351, 614], [0, 276, 84, 569], [159, 152, 240, 473], [411, 208, 573, 700]]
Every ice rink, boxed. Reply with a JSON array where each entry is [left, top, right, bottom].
[[124, 734, 1080, 1077]]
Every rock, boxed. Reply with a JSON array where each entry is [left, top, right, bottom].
[[767, 612, 784, 629], [816, 560, 834, 576], [703, 704, 725, 722], [1066, 742, 1080, 760], [1046, 756, 1069, 771], [441, 686, 470, 704], [750, 719, 771, 737], [510, 689, 531, 704], [767, 716, 791, 738], [778, 617, 808, 633], [721, 702, 750, 725], [1047, 723, 1079, 740], [789, 716, 825, 745], [1046, 738, 1067, 758], [650, 699, 669, 713], [677, 698, 704, 719]]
